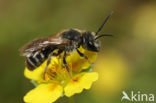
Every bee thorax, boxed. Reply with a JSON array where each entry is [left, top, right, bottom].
[[65, 42, 78, 53], [65, 45, 76, 53]]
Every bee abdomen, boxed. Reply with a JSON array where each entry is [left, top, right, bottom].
[[26, 46, 56, 70], [26, 52, 44, 70]]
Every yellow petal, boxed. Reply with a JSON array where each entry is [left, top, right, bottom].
[[24, 83, 63, 103], [64, 72, 98, 97], [24, 57, 59, 80], [66, 47, 97, 72]]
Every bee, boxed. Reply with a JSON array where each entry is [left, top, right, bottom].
[[20, 12, 113, 78]]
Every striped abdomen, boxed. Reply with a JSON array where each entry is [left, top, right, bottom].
[[26, 46, 56, 70]]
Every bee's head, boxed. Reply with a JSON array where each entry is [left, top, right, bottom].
[[81, 31, 100, 52], [81, 11, 114, 52]]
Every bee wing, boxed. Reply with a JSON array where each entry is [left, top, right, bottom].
[[19, 34, 68, 57]]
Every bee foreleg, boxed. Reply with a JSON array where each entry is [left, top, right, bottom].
[[77, 49, 88, 59], [76, 49, 91, 64], [63, 51, 72, 78]]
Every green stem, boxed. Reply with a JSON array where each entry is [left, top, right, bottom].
[[69, 96, 75, 103]]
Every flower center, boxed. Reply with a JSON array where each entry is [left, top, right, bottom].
[[43, 57, 72, 86]]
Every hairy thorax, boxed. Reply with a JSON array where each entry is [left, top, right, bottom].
[[65, 41, 80, 53]]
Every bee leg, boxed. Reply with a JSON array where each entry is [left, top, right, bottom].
[[63, 51, 72, 78], [43, 53, 53, 80], [76, 49, 91, 64], [43, 49, 63, 80]]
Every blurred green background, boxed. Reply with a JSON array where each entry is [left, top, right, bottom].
[[0, 0, 156, 103]]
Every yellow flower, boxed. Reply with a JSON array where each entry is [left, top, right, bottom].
[[24, 47, 98, 103], [24, 84, 63, 103], [64, 72, 98, 97]]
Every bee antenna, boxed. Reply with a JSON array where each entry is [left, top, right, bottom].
[[95, 34, 113, 40], [95, 11, 114, 35]]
